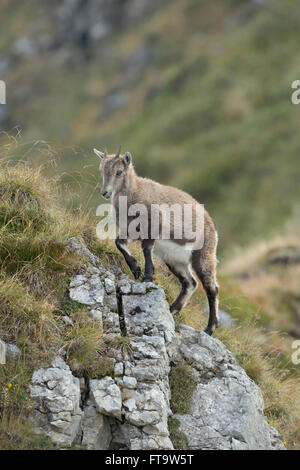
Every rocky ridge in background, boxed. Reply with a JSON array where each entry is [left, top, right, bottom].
[[10, 0, 166, 62], [0, 0, 165, 127], [29, 238, 285, 450]]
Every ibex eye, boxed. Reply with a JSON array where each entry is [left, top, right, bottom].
[[116, 169, 123, 177]]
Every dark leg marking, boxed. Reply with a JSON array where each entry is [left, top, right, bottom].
[[141, 239, 155, 282], [115, 237, 141, 280], [202, 284, 219, 336], [192, 250, 219, 336], [166, 262, 197, 314]]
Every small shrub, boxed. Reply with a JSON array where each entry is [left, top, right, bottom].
[[168, 417, 189, 450], [169, 362, 197, 414], [62, 307, 106, 378]]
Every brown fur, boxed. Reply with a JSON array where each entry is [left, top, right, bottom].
[[94, 148, 219, 335]]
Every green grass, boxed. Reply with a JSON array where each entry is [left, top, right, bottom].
[[0, 158, 115, 447], [151, 257, 300, 449], [168, 417, 189, 450], [0, 357, 55, 450], [1, 0, 300, 253], [169, 362, 197, 415], [218, 276, 273, 327], [1, 0, 300, 449], [168, 362, 197, 449], [0, 158, 299, 449]]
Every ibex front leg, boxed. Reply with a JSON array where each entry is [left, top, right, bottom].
[[115, 236, 141, 280], [141, 239, 155, 282]]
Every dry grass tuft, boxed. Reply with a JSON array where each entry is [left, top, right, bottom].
[[0, 154, 115, 448], [0, 155, 299, 449], [169, 362, 197, 414]]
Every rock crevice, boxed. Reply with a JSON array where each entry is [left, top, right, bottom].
[[29, 238, 285, 450]]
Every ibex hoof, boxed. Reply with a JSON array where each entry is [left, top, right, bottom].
[[170, 308, 180, 315], [141, 276, 153, 283], [132, 266, 141, 280], [203, 326, 214, 336]]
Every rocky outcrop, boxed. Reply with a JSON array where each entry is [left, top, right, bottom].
[[29, 238, 285, 450], [29, 356, 83, 447], [173, 325, 283, 450], [10, 0, 166, 62]]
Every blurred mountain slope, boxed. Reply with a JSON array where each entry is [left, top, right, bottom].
[[224, 223, 300, 337], [0, 0, 300, 251]]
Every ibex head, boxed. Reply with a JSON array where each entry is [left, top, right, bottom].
[[93, 146, 132, 200]]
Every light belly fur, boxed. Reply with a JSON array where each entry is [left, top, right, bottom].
[[153, 240, 193, 267]]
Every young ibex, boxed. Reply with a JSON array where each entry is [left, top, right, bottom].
[[94, 147, 219, 335]]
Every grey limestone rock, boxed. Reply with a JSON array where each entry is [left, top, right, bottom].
[[29, 237, 285, 450]]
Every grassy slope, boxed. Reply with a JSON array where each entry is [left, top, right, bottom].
[[0, 151, 128, 449], [224, 230, 300, 335], [0, 157, 299, 449], [1, 0, 300, 252], [0, 0, 300, 448]]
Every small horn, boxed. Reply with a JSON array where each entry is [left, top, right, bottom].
[[114, 145, 121, 159], [104, 146, 108, 158], [94, 148, 107, 159]]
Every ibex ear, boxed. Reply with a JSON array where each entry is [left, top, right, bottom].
[[123, 152, 132, 166], [93, 148, 106, 159]]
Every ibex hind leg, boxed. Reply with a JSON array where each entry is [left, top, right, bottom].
[[192, 249, 219, 336], [166, 262, 198, 315]]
